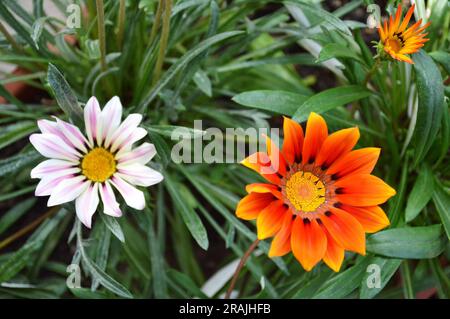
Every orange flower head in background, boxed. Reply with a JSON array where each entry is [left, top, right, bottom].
[[378, 4, 430, 64], [236, 113, 396, 272]]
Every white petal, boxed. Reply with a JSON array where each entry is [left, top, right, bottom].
[[31, 159, 77, 179], [35, 174, 72, 196], [56, 118, 90, 152], [101, 96, 122, 143], [116, 143, 156, 165], [106, 114, 142, 152], [47, 176, 89, 206], [110, 175, 145, 210], [84, 96, 101, 146], [115, 127, 147, 155], [116, 164, 163, 187], [37, 119, 72, 147], [99, 181, 122, 217], [30, 133, 81, 162], [75, 183, 100, 228]]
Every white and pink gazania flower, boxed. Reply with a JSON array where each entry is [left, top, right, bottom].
[[29, 96, 164, 228]]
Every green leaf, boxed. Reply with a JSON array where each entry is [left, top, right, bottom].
[[47, 63, 84, 126], [317, 43, 365, 64], [84, 258, 133, 299], [100, 214, 125, 243], [359, 257, 402, 299], [412, 51, 445, 167], [232, 90, 309, 116], [165, 175, 209, 250], [77, 222, 133, 298], [0, 150, 40, 177], [31, 17, 49, 49], [286, 0, 351, 36], [432, 182, 450, 240], [429, 51, 450, 74], [146, 125, 205, 138], [0, 198, 36, 235], [292, 85, 372, 122], [0, 121, 37, 150], [193, 70, 212, 97], [367, 225, 446, 259], [85, 39, 101, 60], [313, 259, 370, 298], [138, 31, 244, 112], [0, 242, 41, 283], [405, 165, 434, 222]]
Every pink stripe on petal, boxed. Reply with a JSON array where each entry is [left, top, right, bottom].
[[35, 174, 73, 196], [116, 143, 156, 165], [115, 128, 147, 155], [75, 183, 99, 228], [99, 181, 122, 217], [117, 164, 163, 187], [56, 119, 90, 152], [48, 176, 89, 206], [30, 133, 81, 161], [37, 120, 74, 149], [31, 159, 77, 179], [110, 175, 145, 210], [84, 96, 101, 146], [101, 96, 122, 142], [106, 114, 142, 151]]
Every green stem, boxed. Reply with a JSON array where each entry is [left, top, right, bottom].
[[117, 0, 126, 49], [363, 58, 381, 86], [152, 0, 172, 86], [96, 0, 107, 72], [401, 261, 414, 299], [149, 0, 164, 46]]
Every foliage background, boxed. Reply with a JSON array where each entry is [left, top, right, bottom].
[[0, 0, 448, 299]]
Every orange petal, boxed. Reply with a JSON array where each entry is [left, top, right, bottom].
[[302, 112, 328, 165], [335, 174, 396, 206], [326, 147, 380, 178], [257, 200, 286, 239], [281, 116, 304, 165], [265, 135, 287, 176], [269, 210, 294, 257], [341, 204, 390, 233], [236, 192, 275, 220], [315, 127, 360, 168], [392, 4, 402, 30], [398, 4, 415, 32], [241, 152, 281, 184], [291, 218, 327, 271], [322, 228, 345, 272], [320, 208, 366, 255], [246, 183, 282, 199]]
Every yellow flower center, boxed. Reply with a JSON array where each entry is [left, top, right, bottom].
[[386, 37, 402, 53], [81, 147, 116, 182], [285, 171, 325, 212]]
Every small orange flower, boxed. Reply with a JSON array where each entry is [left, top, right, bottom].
[[236, 113, 396, 272], [378, 4, 430, 64]]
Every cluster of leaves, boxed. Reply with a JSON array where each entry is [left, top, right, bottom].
[[0, 0, 448, 299]]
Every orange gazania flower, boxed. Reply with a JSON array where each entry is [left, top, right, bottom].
[[236, 113, 396, 272], [378, 4, 430, 64]]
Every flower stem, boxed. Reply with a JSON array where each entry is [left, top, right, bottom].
[[363, 58, 381, 86], [149, 0, 164, 46], [401, 261, 414, 299], [224, 239, 260, 299], [96, 0, 107, 72], [152, 0, 172, 86], [116, 0, 126, 49]]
